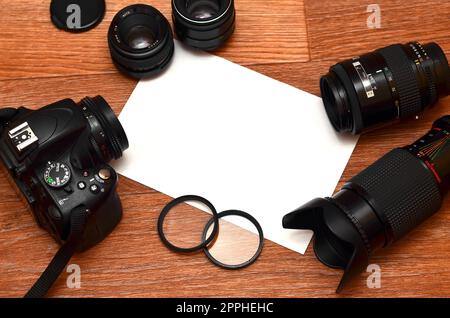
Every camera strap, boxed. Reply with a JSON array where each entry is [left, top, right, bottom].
[[24, 206, 89, 298]]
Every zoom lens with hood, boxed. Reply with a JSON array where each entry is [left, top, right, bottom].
[[321, 42, 450, 134], [283, 115, 450, 292]]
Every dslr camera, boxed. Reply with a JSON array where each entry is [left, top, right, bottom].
[[0, 96, 128, 251]]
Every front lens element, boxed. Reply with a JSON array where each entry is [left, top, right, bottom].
[[187, 0, 220, 20], [125, 25, 156, 50]]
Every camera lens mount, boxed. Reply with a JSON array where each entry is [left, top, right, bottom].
[[80, 96, 129, 160], [108, 4, 175, 79], [172, 0, 235, 50]]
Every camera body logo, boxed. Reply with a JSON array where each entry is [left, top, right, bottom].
[[66, 4, 82, 30]]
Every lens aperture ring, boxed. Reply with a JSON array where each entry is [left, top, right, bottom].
[[378, 45, 422, 118]]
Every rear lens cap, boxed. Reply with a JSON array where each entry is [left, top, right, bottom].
[[50, 0, 106, 32]]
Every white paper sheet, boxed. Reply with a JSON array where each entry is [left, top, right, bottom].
[[113, 41, 359, 254]]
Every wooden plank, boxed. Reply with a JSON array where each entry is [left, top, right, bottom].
[[0, 0, 309, 80], [305, 0, 450, 61], [2, 192, 450, 297], [1, 0, 450, 298]]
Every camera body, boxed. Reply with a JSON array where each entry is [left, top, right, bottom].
[[0, 97, 128, 251]]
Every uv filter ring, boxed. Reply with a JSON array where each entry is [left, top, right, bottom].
[[158, 195, 220, 253], [202, 210, 264, 269]]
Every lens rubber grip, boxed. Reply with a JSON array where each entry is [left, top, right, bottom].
[[345, 148, 442, 241], [377, 45, 422, 118]]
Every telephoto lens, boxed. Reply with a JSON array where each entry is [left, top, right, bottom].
[[283, 115, 450, 292], [108, 4, 174, 79], [172, 0, 236, 50], [321, 42, 450, 134]]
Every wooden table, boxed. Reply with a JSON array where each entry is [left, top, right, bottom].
[[1, 0, 450, 298]]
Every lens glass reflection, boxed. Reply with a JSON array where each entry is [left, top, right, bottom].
[[162, 200, 214, 250], [126, 25, 155, 50], [205, 215, 261, 267], [187, 0, 220, 20]]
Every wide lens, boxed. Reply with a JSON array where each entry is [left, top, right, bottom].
[[80, 96, 129, 161], [172, 0, 235, 50], [108, 4, 174, 79], [320, 42, 450, 134]]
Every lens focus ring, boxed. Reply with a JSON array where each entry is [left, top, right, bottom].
[[377, 45, 422, 118], [346, 149, 441, 241]]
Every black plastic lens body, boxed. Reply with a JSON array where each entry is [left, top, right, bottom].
[[172, 0, 235, 50], [321, 42, 450, 134], [79, 96, 129, 161], [108, 4, 174, 79], [283, 115, 450, 292]]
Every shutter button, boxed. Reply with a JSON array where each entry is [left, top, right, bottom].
[[98, 168, 111, 181]]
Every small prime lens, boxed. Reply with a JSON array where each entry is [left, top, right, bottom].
[[80, 96, 129, 161], [172, 0, 236, 50], [108, 4, 174, 79], [321, 42, 450, 134]]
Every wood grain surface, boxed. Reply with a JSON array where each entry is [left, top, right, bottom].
[[0, 0, 450, 298]]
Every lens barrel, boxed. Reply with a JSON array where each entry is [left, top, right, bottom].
[[108, 4, 174, 79], [80, 96, 129, 161], [321, 42, 450, 134], [172, 0, 235, 50], [283, 115, 450, 292]]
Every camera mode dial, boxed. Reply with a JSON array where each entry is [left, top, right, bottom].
[[44, 162, 71, 188]]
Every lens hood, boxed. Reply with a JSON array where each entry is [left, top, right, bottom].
[[172, 0, 235, 50], [108, 4, 174, 79]]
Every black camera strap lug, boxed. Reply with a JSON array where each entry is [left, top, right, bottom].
[[24, 206, 89, 298], [0, 108, 19, 133]]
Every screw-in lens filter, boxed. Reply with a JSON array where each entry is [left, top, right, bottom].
[[158, 195, 220, 253], [158, 195, 264, 269], [202, 210, 264, 269]]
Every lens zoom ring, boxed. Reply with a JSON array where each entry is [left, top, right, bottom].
[[378, 45, 422, 118], [348, 149, 441, 241]]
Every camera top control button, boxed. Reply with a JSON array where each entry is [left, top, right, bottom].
[[90, 184, 100, 194], [98, 168, 111, 181], [77, 181, 86, 190]]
